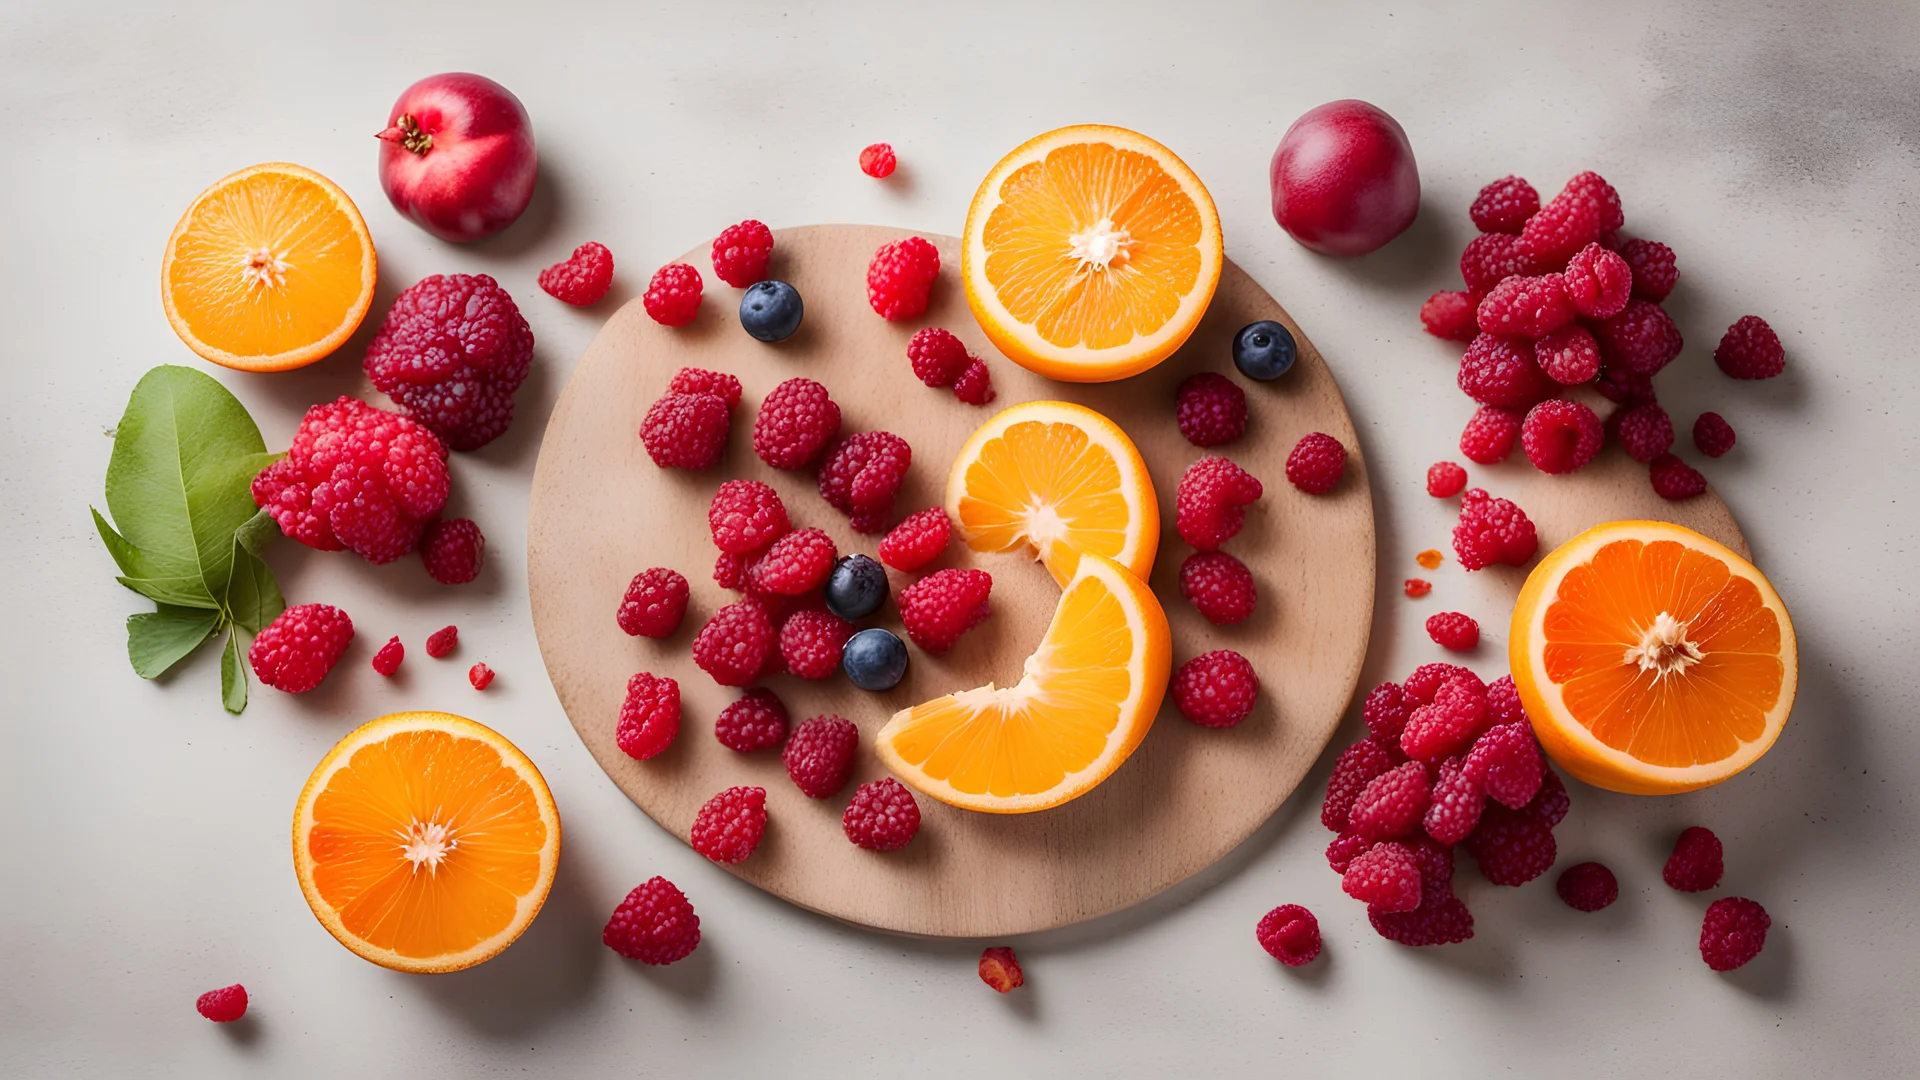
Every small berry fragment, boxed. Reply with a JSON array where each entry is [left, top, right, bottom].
[[866, 236, 940, 321], [1255, 904, 1322, 966], [1172, 649, 1259, 728], [859, 142, 897, 179], [1613, 401, 1675, 463], [1404, 578, 1432, 598], [897, 568, 992, 653], [711, 219, 774, 288], [1416, 548, 1443, 570], [420, 517, 485, 584], [690, 786, 767, 864], [1713, 315, 1785, 379], [952, 358, 997, 405], [425, 624, 458, 658], [1459, 405, 1524, 465], [603, 876, 700, 965], [1556, 862, 1619, 912], [1425, 611, 1480, 651], [1453, 487, 1538, 570], [1426, 461, 1468, 498], [619, 567, 691, 638], [249, 603, 354, 693], [468, 662, 494, 690], [1664, 826, 1726, 892], [979, 947, 1024, 992], [1693, 412, 1736, 458], [371, 636, 404, 676], [783, 715, 859, 798], [714, 688, 790, 753], [1649, 453, 1708, 501], [1469, 175, 1540, 234], [1700, 897, 1770, 971], [1421, 289, 1479, 342], [879, 508, 952, 572], [1175, 456, 1264, 551], [538, 241, 614, 306], [1179, 551, 1257, 625], [753, 378, 842, 470], [642, 263, 703, 327], [842, 777, 921, 851], [1285, 432, 1347, 494], [1522, 399, 1604, 475], [906, 327, 970, 388], [1175, 373, 1248, 447], [196, 984, 248, 1023]]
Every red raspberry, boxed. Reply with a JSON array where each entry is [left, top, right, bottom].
[[818, 432, 912, 527], [1326, 831, 1372, 873], [425, 624, 458, 658], [1594, 299, 1684, 376], [1179, 551, 1257, 625], [538, 241, 614, 306], [978, 947, 1024, 992], [1464, 803, 1557, 886], [1459, 232, 1530, 295], [690, 785, 767, 864], [1175, 456, 1263, 551], [859, 142, 897, 179], [1693, 411, 1736, 457], [642, 263, 703, 326], [1521, 399, 1603, 474], [1420, 289, 1479, 342], [1561, 242, 1633, 319], [1369, 895, 1475, 947], [370, 635, 404, 676], [1425, 611, 1480, 651], [753, 378, 842, 469], [715, 688, 788, 752], [952, 358, 997, 406], [603, 876, 700, 965], [1348, 761, 1431, 842], [1363, 682, 1412, 746], [1404, 578, 1432, 598], [867, 236, 940, 320], [751, 528, 837, 595], [1487, 673, 1524, 726], [1528, 764, 1570, 827], [1172, 650, 1259, 728], [713, 550, 753, 590], [1516, 186, 1602, 270], [1700, 897, 1770, 971], [641, 392, 730, 469], [1469, 175, 1540, 234], [1255, 904, 1322, 966], [711, 219, 774, 287], [779, 608, 854, 679], [249, 603, 352, 693], [251, 397, 449, 563], [364, 274, 534, 451], [1556, 862, 1619, 912], [1463, 721, 1543, 808], [1563, 171, 1624, 231], [1594, 361, 1657, 407], [783, 715, 858, 798], [1612, 401, 1675, 463], [1649, 453, 1708, 500], [1401, 677, 1489, 762], [1714, 315, 1785, 379], [1617, 238, 1678, 302], [1284, 432, 1347, 494], [842, 777, 921, 851], [898, 568, 992, 653], [669, 367, 743, 407], [906, 327, 970, 387], [195, 984, 248, 1023], [1459, 404, 1524, 465], [618, 567, 690, 638], [1426, 461, 1468, 498], [1533, 325, 1602, 385], [878, 508, 951, 572], [1176, 373, 1248, 447], [420, 517, 484, 584], [1404, 662, 1481, 706], [707, 480, 789, 555], [1321, 739, 1398, 832], [1422, 755, 1485, 844], [1343, 841, 1423, 912], [614, 672, 679, 759], [1453, 487, 1538, 570], [1476, 274, 1577, 338], [692, 598, 776, 686], [468, 661, 495, 689], [1458, 334, 1554, 409], [1663, 826, 1725, 892]]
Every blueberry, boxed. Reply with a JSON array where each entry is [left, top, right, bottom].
[[825, 554, 889, 621], [841, 628, 909, 691], [1233, 320, 1297, 381], [739, 280, 804, 342]]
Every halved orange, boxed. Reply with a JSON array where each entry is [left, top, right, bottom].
[[945, 400, 1159, 587], [162, 162, 377, 372], [962, 125, 1222, 383], [875, 552, 1171, 813], [1510, 521, 1798, 795], [293, 712, 560, 973]]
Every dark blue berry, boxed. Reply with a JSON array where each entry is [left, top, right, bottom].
[[841, 628, 909, 691], [739, 280, 804, 342], [825, 554, 888, 621], [1233, 320, 1297, 381]]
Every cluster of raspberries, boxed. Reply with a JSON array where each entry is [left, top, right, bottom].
[[695, 479, 848, 683], [1421, 171, 1780, 499], [363, 274, 534, 452]]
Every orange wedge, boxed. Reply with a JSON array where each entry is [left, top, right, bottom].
[[162, 162, 377, 372], [876, 552, 1171, 813], [945, 400, 1159, 587], [1510, 521, 1798, 795], [293, 712, 560, 973], [962, 125, 1222, 383]]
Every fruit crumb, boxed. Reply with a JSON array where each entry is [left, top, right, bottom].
[[1416, 549, 1442, 570], [859, 143, 897, 178], [371, 636, 404, 676], [978, 947, 1024, 992], [468, 662, 494, 690], [1404, 578, 1432, 598], [195, 984, 248, 1023], [425, 624, 458, 658]]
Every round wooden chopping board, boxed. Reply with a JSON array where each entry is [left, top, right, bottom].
[[528, 225, 1375, 937]]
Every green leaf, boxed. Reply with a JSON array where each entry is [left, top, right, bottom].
[[233, 506, 279, 558], [222, 544, 284, 635], [126, 605, 221, 678], [220, 628, 248, 714]]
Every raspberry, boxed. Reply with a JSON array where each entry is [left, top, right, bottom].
[[248, 603, 353, 693], [783, 715, 858, 798], [952, 358, 997, 406], [1561, 242, 1633, 319], [1422, 755, 1485, 844], [1343, 841, 1424, 912], [1521, 399, 1603, 474], [1404, 578, 1432, 598], [1459, 232, 1530, 295], [711, 220, 774, 287], [779, 608, 854, 679], [641, 392, 731, 469], [897, 568, 992, 653], [251, 397, 450, 563], [195, 984, 248, 1023], [1533, 325, 1602, 385], [1404, 662, 1481, 706], [1284, 432, 1347, 494], [1556, 862, 1619, 912], [866, 235, 940, 320], [538, 241, 614, 306], [1179, 551, 1257, 625], [751, 528, 837, 595], [363, 274, 534, 451], [669, 367, 743, 407], [1486, 674, 1524, 726], [1369, 895, 1475, 947], [1604, 240, 1676, 307], [1348, 761, 1431, 842], [1255, 904, 1322, 966], [468, 662, 494, 690], [614, 672, 680, 759], [1453, 487, 1538, 570], [1649, 453, 1708, 500], [978, 947, 1024, 992], [1401, 677, 1489, 762], [1516, 187, 1602, 270], [1172, 650, 1259, 728], [642, 263, 703, 326], [842, 777, 921, 851], [1458, 334, 1554, 409], [371, 636, 404, 676], [1362, 682, 1412, 746], [1463, 722, 1543, 808], [1527, 764, 1570, 827], [859, 142, 897, 179], [906, 327, 969, 387], [1612, 401, 1675, 463], [692, 598, 776, 686], [713, 550, 752, 590], [1693, 412, 1736, 457], [1469, 175, 1540, 234], [1594, 299, 1684, 377], [753, 378, 842, 470], [691, 785, 767, 864], [1700, 897, 1770, 971], [1459, 404, 1524, 465], [1663, 826, 1725, 892], [1714, 315, 1785, 379], [618, 568, 690, 638], [818, 432, 911, 527], [1175, 456, 1263, 551], [1320, 739, 1398, 832], [1419, 289, 1478, 342], [1594, 361, 1657, 406], [1175, 373, 1248, 447], [603, 876, 700, 965], [1426, 461, 1468, 498], [419, 517, 484, 584], [1326, 831, 1372, 873], [425, 624, 458, 658], [1425, 611, 1480, 651], [878, 508, 951, 572], [705, 480, 788, 555], [1476, 274, 1576, 339], [1464, 803, 1557, 885]]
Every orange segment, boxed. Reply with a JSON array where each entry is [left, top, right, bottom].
[[945, 400, 1158, 587], [963, 125, 1222, 383], [1510, 521, 1797, 795], [293, 712, 560, 972], [876, 552, 1171, 813], [162, 162, 377, 372]]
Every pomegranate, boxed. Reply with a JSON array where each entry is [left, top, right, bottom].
[[1269, 99, 1420, 257], [376, 73, 537, 243]]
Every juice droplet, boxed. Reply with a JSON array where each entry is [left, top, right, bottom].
[[1416, 549, 1443, 570], [1404, 578, 1432, 598]]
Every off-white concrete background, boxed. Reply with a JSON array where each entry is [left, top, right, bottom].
[[3, 1, 1916, 1075]]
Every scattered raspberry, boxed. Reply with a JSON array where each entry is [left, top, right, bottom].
[[642, 263, 703, 326], [751, 528, 837, 595], [1693, 411, 1736, 457], [1649, 453, 1708, 500], [878, 508, 951, 572], [1420, 289, 1479, 342], [1175, 456, 1264, 551], [1401, 677, 1489, 762], [1343, 841, 1423, 912], [753, 378, 842, 469], [1459, 404, 1524, 464], [1594, 361, 1657, 406], [615, 672, 680, 759], [1662, 825, 1726, 892], [1700, 897, 1770, 971], [1369, 895, 1475, 947], [195, 984, 248, 1023], [692, 598, 776, 686], [1362, 682, 1412, 746], [1453, 487, 1538, 570], [468, 662, 494, 690], [1714, 315, 1785, 379], [1617, 238, 1678, 302], [1320, 739, 1398, 833], [419, 517, 484, 584], [897, 568, 992, 653], [251, 397, 450, 563], [371, 636, 404, 676], [1416, 548, 1444, 570], [1426, 461, 1468, 498], [1464, 804, 1557, 885], [1326, 831, 1371, 873], [1172, 650, 1259, 728], [1425, 612, 1480, 651], [1469, 175, 1540, 234], [779, 608, 854, 679], [1528, 764, 1570, 827], [783, 715, 858, 798], [1348, 761, 1431, 842], [978, 947, 1024, 992], [711, 220, 774, 287], [363, 274, 534, 451], [1560, 242, 1632, 318], [1255, 904, 1322, 966], [1476, 274, 1576, 338], [1179, 551, 1257, 625], [641, 392, 730, 469], [1458, 334, 1554, 410], [1522, 399, 1603, 474], [1422, 755, 1485, 844], [706, 480, 789, 556], [1486, 674, 1524, 726], [1594, 299, 1684, 377], [538, 241, 614, 306], [1556, 862, 1619, 912], [425, 624, 458, 658], [906, 327, 969, 387], [1516, 186, 1602, 270], [866, 236, 940, 321], [1612, 401, 1675, 463], [618, 568, 690, 638], [1563, 171, 1625, 231], [248, 603, 353, 693], [1176, 373, 1248, 447], [950, 358, 996, 406], [1403, 578, 1432, 598], [859, 142, 897, 179], [1463, 722, 1543, 808], [603, 876, 700, 964], [1284, 432, 1347, 494], [1459, 232, 1530, 295], [842, 777, 921, 851], [669, 367, 743, 407], [690, 785, 767, 864], [712, 689, 787, 754], [1404, 662, 1480, 705], [1533, 325, 1602, 385], [818, 432, 911, 528]]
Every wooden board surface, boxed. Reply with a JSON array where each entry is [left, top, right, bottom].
[[527, 225, 1376, 937]]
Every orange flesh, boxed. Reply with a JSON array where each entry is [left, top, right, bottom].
[[953, 418, 1134, 583]]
